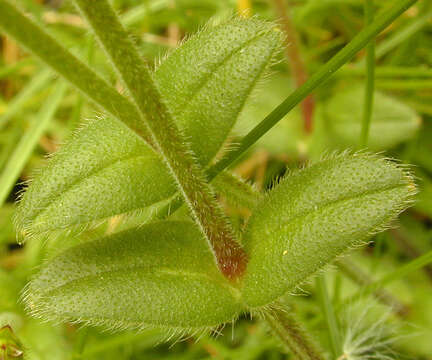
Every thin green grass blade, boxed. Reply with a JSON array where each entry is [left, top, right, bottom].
[[360, 0, 375, 147], [0, 81, 68, 207], [0, 58, 33, 79], [0, 0, 151, 143], [122, 0, 169, 27], [374, 7, 432, 61], [0, 68, 52, 129], [316, 275, 342, 358]]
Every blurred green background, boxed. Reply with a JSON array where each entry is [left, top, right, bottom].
[[1, 0, 432, 359]]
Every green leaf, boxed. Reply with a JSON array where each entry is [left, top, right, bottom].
[[322, 85, 420, 150], [24, 221, 243, 330], [15, 18, 279, 238], [15, 117, 175, 236], [155, 17, 281, 165], [241, 154, 415, 307]]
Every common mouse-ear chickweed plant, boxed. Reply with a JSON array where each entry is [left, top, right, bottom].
[[0, 0, 420, 358]]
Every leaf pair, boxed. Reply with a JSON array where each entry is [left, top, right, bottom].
[[23, 153, 415, 330]]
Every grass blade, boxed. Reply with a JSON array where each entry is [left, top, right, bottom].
[[0, 0, 151, 143], [316, 275, 342, 358], [360, 0, 375, 147], [0, 68, 52, 129], [0, 81, 67, 206], [374, 7, 432, 61]]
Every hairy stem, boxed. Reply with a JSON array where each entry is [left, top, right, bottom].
[[270, 0, 315, 133], [360, 0, 375, 147], [263, 304, 325, 360], [72, 0, 247, 280]]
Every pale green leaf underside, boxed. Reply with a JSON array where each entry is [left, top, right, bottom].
[[242, 154, 415, 307], [25, 221, 243, 329], [15, 18, 279, 236], [323, 86, 420, 149]]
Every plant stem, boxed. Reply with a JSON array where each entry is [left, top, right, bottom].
[[73, 0, 247, 280], [360, 0, 375, 148], [263, 304, 325, 360], [207, 0, 419, 178], [316, 275, 342, 359], [270, 0, 315, 133]]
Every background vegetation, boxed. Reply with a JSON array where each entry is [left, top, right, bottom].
[[0, 0, 431, 359]]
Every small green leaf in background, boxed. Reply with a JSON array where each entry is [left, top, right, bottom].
[[321, 85, 420, 150], [242, 153, 415, 307], [24, 221, 243, 330], [233, 75, 305, 157]]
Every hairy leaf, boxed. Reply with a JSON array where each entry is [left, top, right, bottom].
[[155, 17, 281, 165], [25, 221, 243, 329], [16, 20, 278, 239], [15, 118, 176, 235], [323, 86, 420, 149], [242, 154, 415, 307], [15, 18, 279, 238]]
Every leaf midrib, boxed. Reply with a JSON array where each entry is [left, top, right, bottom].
[[270, 181, 409, 234], [31, 152, 159, 225], [37, 265, 241, 301], [160, 30, 270, 116]]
